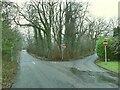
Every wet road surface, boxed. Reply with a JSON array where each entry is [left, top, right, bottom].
[[12, 50, 118, 88]]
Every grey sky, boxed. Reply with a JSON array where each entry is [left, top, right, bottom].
[[9, 0, 119, 19]]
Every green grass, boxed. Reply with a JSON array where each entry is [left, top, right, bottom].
[[96, 61, 120, 73]]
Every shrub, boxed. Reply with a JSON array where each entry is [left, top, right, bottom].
[[48, 47, 62, 60]]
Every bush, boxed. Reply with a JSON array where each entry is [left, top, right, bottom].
[[48, 47, 62, 60], [96, 36, 118, 61]]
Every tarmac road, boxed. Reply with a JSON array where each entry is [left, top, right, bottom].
[[12, 50, 118, 88]]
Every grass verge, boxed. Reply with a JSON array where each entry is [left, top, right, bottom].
[[96, 61, 120, 74], [0, 64, 2, 89], [2, 51, 20, 88], [2, 60, 18, 88]]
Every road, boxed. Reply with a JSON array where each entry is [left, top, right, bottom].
[[12, 50, 118, 88]]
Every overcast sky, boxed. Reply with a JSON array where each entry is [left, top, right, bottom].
[[9, 0, 119, 19], [89, 0, 119, 19]]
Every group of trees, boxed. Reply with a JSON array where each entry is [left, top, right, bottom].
[[13, 1, 94, 60], [2, 1, 22, 88], [2, 0, 118, 60], [6, 0, 116, 60], [113, 26, 120, 60], [2, 1, 22, 61]]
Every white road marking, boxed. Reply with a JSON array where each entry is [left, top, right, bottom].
[[32, 61, 35, 64], [51, 62, 57, 63], [22, 50, 26, 52]]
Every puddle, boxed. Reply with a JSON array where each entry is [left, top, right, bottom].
[[98, 75, 117, 84], [70, 67, 118, 85]]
